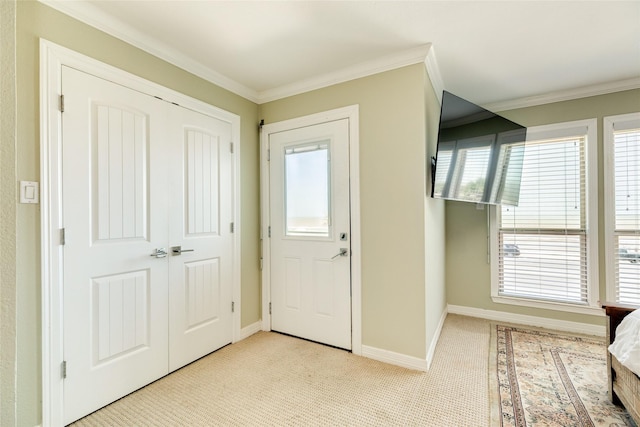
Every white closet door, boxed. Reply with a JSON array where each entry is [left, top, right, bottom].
[[167, 106, 234, 371], [61, 66, 170, 424]]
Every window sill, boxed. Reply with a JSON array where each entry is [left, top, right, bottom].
[[491, 295, 604, 316]]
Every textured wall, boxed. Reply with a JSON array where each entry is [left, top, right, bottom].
[[0, 1, 17, 425], [422, 66, 447, 361]]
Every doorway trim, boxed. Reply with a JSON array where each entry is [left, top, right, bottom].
[[260, 106, 362, 355], [40, 39, 241, 426]]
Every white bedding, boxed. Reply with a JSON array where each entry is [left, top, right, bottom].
[[609, 309, 640, 377]]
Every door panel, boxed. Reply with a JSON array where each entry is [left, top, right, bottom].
[[284, 257, 302, 309], [184, 258, 221, 328], [270, 119, 351, 350], [62, 66, 169, 425], [167, 107, 233, 372], [94, 105, 147, 241], [93, 270, 149, 363], [185, 128, 220, 235]]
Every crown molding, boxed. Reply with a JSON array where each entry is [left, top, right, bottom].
[[40, 0, 434, 105], [257, 44, 433, 104], [38, 1, 637, 109], [424, 45, 444, 104], [39, 0, 260, 103], [484, 77, 640, 112]]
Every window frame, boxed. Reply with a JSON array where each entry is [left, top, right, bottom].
[[490, 119, 600, 315], [604, 112, 640, 304]]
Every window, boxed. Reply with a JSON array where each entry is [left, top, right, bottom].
[[604, 113, 640, 305], [491, 119, 598, 313]]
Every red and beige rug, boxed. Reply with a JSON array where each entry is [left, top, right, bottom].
[[491, 324, 635, 427]]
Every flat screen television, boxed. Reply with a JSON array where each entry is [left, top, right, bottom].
[[431, 91, 527, 206]]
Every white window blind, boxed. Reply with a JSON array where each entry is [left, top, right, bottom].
[[606, 114, 640, 304], [497, 127, 591, 305]]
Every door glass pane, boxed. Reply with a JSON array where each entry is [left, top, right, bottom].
[[284, 142, 330, 236]]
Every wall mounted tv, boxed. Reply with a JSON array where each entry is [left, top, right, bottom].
[[431, 91, 527, 206]]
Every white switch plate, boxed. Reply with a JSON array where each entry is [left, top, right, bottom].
[[20, 181, 39, 204]]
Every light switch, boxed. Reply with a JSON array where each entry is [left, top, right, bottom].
[[20, 181, 39, 204], [25, 185, 35, 199]]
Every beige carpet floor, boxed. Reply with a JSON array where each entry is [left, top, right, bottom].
[[71, 314, 491, 426]]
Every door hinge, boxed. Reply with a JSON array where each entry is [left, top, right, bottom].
[[59, 94, 65, 112], [267, 148, 270, 161], [230, 222, 235, 233], [230, 142, 234, 154], [231, 301, 235, 313], [269, 302, 272, 315], [60, 228, 66, 246], [61, 361, 67, 379], [259, 258, 263, 271], [268, 226, 271, 238]]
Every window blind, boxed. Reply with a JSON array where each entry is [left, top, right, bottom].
[[498, 135, 588, 304], [612, 126, 640, 304]]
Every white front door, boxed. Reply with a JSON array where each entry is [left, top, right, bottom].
[[61, 66, 234, 424], [167, 106, 234, 371], [269, 119, 352, 350]]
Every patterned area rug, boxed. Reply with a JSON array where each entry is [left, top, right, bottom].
[[490, 324, 635, 427]]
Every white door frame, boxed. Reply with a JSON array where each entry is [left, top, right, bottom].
[[40, 39, 241, 426], [260, 106, 362, 355]]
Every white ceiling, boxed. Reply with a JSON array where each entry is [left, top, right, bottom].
[[43, 1, 640, 108]]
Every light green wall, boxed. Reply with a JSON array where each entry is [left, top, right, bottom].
[[14, 2, 260, 424], [260, 63, 445, 359], [1, 1, 18, 426], [423, 67, 447, 351], [446, 89, 640, 325]]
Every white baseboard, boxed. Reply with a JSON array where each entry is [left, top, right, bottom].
[[426, 308, 447, 370], [447, 304, 606, 337], [238, 321, 262, 341], [361, 345, 428, 372]]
